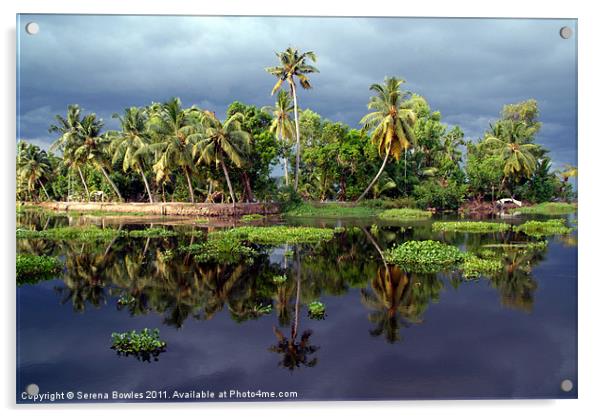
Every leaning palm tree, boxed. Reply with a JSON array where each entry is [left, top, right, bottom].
[[262, 90, 295, 187], [149, 98, 198, 203], [192, 111, 251, 204], [16, 141, 52, 201], [356, 77, 417, 202], [111, 107, 155, 202], [266, 47, 318, 191]]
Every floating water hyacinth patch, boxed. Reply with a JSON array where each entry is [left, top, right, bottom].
[[308, 301, 326, 320], [377, 208, 433, 221], [111, 328, 166, 362], [432, 221, 511, 233], [515, 219, 573, 237], [16, 254, 63, 284], [384, 240, 465, 273]]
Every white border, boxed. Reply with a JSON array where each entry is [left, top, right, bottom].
[[2, 1, 600, 417]]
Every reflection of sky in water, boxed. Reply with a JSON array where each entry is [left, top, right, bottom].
[[16, 215, 577, 402]]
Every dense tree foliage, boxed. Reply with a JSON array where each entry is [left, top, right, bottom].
[[16, 52, 575, 208]]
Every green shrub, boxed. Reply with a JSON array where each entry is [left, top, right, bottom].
[[377, 208, 432, 221], [16, 254, 62, 284], [413, 180, 467, 211], [272, 274, 288, 285], [515, 219, 573, 237], [432, 221, 511, 233]]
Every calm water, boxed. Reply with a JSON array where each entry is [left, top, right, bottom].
[[16, 211, 578, 402]]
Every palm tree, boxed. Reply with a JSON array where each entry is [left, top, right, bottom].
[[75, 114, 123, 201], [193, 111, 251, 204], [262, 90, 295, 187], [16, 141, 52, 201], [484, 120, 539, 195], [266, 47, 319, 191], [356, 77, 417, 202], [558, 164, 578, 200], [149, 98, 198, 203], [49, 105, 90, 201], [111, 107, 155, 202]]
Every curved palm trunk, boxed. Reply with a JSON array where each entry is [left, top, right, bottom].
[[220, 159, 236, 205], [139, 169, 154, 203], [184, 167, 195, 203], [77, 167, 90, 202], [242, 171, 254, 203], [99, 166, 123, 201], [404, 149, 407, 195], [38, 179, 50, 201], [290, 82, 302, 191], [356, 146, 391, 203]]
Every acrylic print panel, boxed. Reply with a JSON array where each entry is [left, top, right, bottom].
[[16, 14, 577, 403]]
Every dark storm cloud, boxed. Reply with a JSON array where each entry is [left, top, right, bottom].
[[17, 15, 577, 167]]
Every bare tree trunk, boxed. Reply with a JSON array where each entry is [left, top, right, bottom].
[[292, 249, 301, 341], [356, 146, 391, 203], [140, 170, 154, 203], [184, 167, 195, 203], [100, 166, 123, 201], [291, 82, 302, 191], [77, 167, 90, 202], [242, 172, 254, 203], [220, 159, 236, 205]]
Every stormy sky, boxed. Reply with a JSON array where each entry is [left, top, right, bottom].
[[16, 15, 577, 168]]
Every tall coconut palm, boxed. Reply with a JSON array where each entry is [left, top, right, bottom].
[[262, 90, 295, 187], [49, 105, 91, 201], [485, 120, 539, 194], [149, 98, 198, 203], [266, 47, 319, 191], [192, 112, 251, 204], [75, 114, 123, 201], [356, 77, 417, 202], [16, 141, 52, 201], [111, 107, 155, 202]]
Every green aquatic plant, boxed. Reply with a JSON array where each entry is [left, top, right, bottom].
[[240, 214, 265, 222], [16, 226, 124, 242], [377, 208, 432, 221], [117, 295, 136, 306], [211, 226, 335, 245], [110, 328, 166, 362], [127, 227, 177, 238], [285, 202, 379, 218], [16, 254, 63, 284], [461, 255, 504, 279], [308, 300, 326, 320], [272, 274, 288, 285], [512, 202, 577, 215], [483, 241, 548, 250], [515, 219, 573, 237], [384, 240, 464, 273], [432, 221, 511, 233], [254, 303, 273, 315], [183, 236, 257, 265]]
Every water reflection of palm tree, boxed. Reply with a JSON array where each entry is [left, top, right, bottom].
[[56, 249, 117, 312], [360, 266, 428, 343], [270, 248, 319, 370], [489, 248, 543, 312]]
